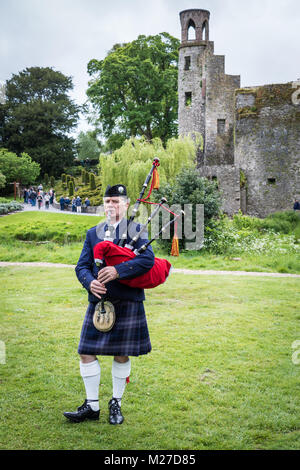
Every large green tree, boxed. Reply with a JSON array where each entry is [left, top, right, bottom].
[[0, 148, 40, 185], [0, 67, 80, 176], [76, 130, 101, 164], [87, 33, 180, 149]]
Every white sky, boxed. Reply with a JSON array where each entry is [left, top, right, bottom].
[[1, 0, 300, 135]]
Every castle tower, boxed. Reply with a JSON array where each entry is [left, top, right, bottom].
[[178, 9, 240, 165], [178, 9, 241, 215], [178, 9, 213, 159]]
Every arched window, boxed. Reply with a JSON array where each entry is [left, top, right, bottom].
[[202, 21, 208, 41], [187, 19, 196, 40]]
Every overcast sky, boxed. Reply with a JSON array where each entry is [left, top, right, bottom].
[[1, 0, 300, 135]]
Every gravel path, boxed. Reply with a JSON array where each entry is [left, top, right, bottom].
[[0, 262, 299, 278]]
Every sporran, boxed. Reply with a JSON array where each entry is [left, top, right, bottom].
[[93, 300, 116, 332]]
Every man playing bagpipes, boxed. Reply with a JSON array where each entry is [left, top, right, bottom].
[[63, 181, 159, 426], [63, 159, 181, 425]]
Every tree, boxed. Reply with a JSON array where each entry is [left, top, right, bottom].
[[0, 67, 80, 176], [98, 135, 198, 206], [87, 33, 180, 149], [76, 131, 101, 164], [89, 172, 96, 190], [0, 148, 40, 185]]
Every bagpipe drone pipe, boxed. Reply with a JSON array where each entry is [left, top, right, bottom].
[[93, 158, 183, 290]]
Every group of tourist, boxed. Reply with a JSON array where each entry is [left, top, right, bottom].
[[22, 185, 91, 213], [23, 185, 55, 210], [59, 195, 91, 213]]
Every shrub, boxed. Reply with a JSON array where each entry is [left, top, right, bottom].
[[90, 173, 96, 190], [68, 180, 74, 197], [0, 201, 23, 215], [153, 167, 222, 251]]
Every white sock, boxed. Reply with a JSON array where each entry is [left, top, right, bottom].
[[80, 360, 100, 411], [112, 359, 131, 407]]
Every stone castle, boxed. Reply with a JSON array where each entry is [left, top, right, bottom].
[[178, 9, 300, 217]]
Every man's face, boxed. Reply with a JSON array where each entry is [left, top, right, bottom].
[[103, 196, 129, 223]]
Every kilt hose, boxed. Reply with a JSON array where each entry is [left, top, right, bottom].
[[78, 300, 152, 357]]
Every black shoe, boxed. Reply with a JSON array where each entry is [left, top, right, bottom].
[[63, 400, 100, 423], [109, 398, 124, 425]]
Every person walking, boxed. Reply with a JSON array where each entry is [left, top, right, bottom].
[[76, 195, 82, 213], [63, 184, 154, 425], [72, 197, 77, 212], [44, 193, 50, 209], [37, 192, 43, 210]]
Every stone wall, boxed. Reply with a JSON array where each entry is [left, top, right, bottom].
[[198, 165, 241, 215], [234, 83, 300, 217], [204, 55, 240, 166]]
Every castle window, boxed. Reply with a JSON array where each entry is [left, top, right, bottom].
[[187, 19, 196, 40], [185, 92, 192, 107], [202, 21, 208, 41], [267, 178, 276, 185], [184, 56, 191, 71], [217, 119, 226, 134]]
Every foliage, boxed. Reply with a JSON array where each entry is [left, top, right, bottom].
[[0, 67, 80, 176], [68, 180, 74, 197], [99, 136, 198, 205], [204, 211, 300, 255], [0, 148, 40, 185], [0, 200, 23, 215], [89, 172, 96, 190], [76, 131, 101, 163], [153, 166, 222, 251], [0, 171, 6, 189], [87, 33, 180, 148]]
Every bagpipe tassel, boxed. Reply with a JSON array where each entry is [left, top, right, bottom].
[[152, 167, 159, 190], [170, 221, 179, 257]]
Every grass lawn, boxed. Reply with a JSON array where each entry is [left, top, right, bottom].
[[0, 211, 300, 273], [0, 266, 299, 450]]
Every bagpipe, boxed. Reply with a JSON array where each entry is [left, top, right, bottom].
[[92, 158, 183, 332]]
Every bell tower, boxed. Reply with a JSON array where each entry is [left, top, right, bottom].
[[178, 9, 240, 168], [178, 9, 214, 162], [180, 9, 210, 43]]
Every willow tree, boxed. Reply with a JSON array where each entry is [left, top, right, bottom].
[[99, 135, 201, 206], [87, 33, 180, 150]]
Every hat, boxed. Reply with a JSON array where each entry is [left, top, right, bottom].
[[104, 184, 127, 197]]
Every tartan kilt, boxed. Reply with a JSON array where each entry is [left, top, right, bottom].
[[78, 300, 152, 357]]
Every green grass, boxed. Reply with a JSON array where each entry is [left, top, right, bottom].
[[0, 266, 299, 450], [1, 211, 300, 273]]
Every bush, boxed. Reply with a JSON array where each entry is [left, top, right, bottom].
[[153, 167, 222, 251], [90, 173, 96, 190], [0, 201, 23, 215], [68, 180, 74, 197]]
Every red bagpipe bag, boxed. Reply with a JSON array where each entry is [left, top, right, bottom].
[[93, 240, 172, 289]]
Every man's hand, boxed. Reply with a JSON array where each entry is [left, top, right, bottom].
[[97, 266, 119, 284], [89, 280, 107, 299]]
